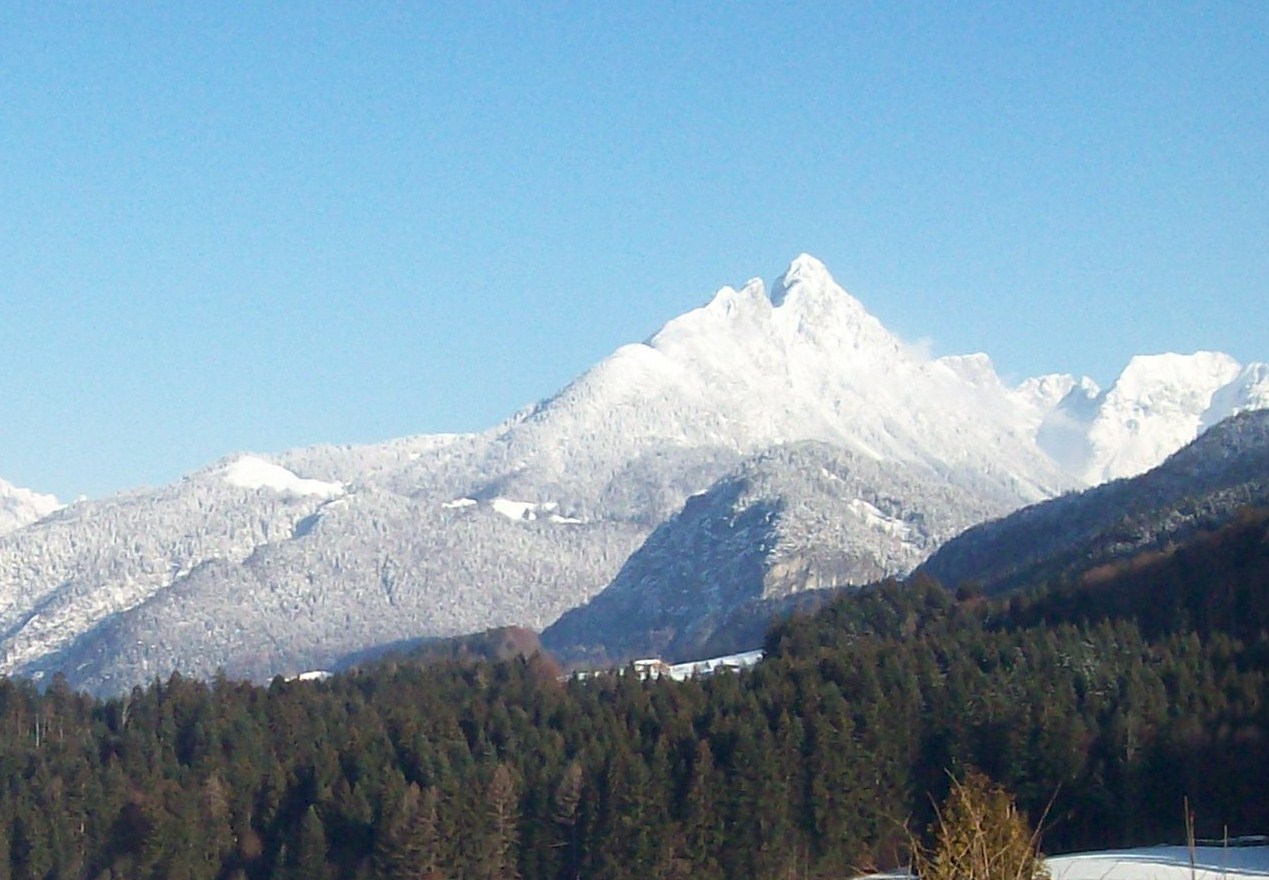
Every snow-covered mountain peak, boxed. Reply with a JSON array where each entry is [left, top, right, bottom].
[[1017, 374, 1086, 412], [646, 278, 771, 356], [0, 478, 61, 536], [767, 254, 904, 364], [1112, 351, 1240, 402], [1079, 351, 1245, 483], [769, 253, 834, 303], [771, 253, 863, 314], [701, 277, 773, 322], [647, 255, 902, 372]]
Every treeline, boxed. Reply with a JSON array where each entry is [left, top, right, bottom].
[[0, 511, 1266, 879]]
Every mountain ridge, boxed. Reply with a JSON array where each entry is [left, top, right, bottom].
[[919, 408, 1269, 595], [1, 255, 1264, 692]]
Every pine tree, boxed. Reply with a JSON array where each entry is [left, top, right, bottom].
[[552, 761, 583, 880], [288, 805, 330, 880], [479, 762, 519, 880]]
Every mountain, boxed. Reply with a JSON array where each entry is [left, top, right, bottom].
[[1032, 353, 1269, 484], [0, 256, 1262, 692], [919, 408, 1269, 595], [0, 478, 59, 537], [541, 440, 1015, 663]]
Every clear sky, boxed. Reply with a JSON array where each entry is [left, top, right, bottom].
[[2, 3, 1266, 500]]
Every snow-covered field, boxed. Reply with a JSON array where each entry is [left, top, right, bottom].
[[862, 846, 1269, 880], [1048, 845, 1269, 880]]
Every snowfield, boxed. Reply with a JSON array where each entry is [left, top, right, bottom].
[[1047, 845, 1269, 880], [222, 455, 345, 499], [863, 846, 1269, 880]]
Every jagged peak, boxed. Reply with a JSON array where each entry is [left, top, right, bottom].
[[771, 252, 857, 309], [701, 277, 770, 317], [1016, 373, 1100, 414], [650, 256, 881, 352], [1016, 372, 1076, 403]]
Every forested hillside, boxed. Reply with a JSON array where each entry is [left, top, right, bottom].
[[0, 509, 1265, 880]]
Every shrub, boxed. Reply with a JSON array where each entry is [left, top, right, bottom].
[[911, 770, 1050, 880]]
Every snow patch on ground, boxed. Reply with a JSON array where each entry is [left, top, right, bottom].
[[848, 498, 915, 540], [664, 649, 764, 680], [222, 456, 345, 499], [491, 498, 549, 520], [860, 845, 1269, 880], [549, 513, 585, 524], [489, 498, 581, 523], [1047, 845, 1269, 880]]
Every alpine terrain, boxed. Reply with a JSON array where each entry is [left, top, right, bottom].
[[2, 255, 1264, 692]]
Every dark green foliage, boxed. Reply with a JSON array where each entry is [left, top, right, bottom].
[[0, 510, 1264, 877]]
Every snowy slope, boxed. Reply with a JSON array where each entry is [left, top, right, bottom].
[[0, 478, 60, 536]]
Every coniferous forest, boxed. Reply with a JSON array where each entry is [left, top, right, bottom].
[[0, 509, 1266, 880]]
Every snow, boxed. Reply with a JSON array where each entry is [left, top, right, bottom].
[[860, 846, 1269, 880], [664, 648, 764, 680], [491, 498, 548, 521], [1047, 845, 1269, 880], [848, 498, 916, 540], [938, 353, 1005, 389], [442, 497, 478, 509], [1205, 363, 1269, 429], [222, 455, 345, 499], [585, 649, 766, 682], [0, 478, 61, 536], [1017, 373, 1084, 414], [487, 498, 582, 523], [1025, 352, 1269, 485]]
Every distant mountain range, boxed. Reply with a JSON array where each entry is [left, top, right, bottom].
[[2, 255, 1264, 692]]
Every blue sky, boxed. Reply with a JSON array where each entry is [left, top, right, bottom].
[[2, 3, 1266, 500]]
